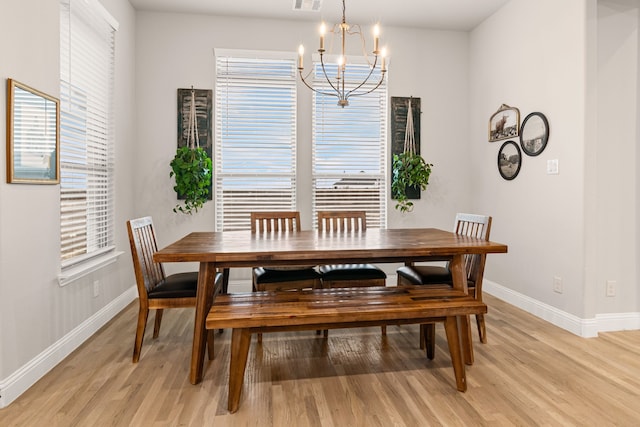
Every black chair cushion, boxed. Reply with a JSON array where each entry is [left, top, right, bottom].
[[148, 272, 198, 299], [397, 265, 475, 288], [148, 272, 223, 299], [254, 267, 321, 284], [319, 264, 387, 280]]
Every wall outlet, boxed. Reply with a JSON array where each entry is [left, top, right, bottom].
[[547, 159, 559, 175], [93, 280, 100, 298], [606, 280, 616, 297], [553, 276, 563, 294]]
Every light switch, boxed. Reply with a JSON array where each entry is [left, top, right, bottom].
[[547, 159, 559, 175]]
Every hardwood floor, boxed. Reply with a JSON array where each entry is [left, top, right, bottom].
[[1, 294, 639, 426]]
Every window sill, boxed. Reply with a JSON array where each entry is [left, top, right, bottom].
[[58, 250, 124, 287]]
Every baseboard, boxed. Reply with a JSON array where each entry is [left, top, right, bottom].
[[484, 280, 640, 338], [0, 286, 137, 409]]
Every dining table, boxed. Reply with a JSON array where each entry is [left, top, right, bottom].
[[153, 227, 508, 385]]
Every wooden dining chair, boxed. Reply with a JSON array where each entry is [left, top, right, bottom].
[[127, 216, 222, 363], [396, 213, 492, 354], [250, 211, 322, 292], [317, 210, 387, 336]]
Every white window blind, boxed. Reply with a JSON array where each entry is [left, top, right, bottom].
[[312, 61, 388, 229], [60, 0, 117, 265], [215, 50, 297, 231]]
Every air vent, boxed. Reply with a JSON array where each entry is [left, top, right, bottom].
[[293, 0, 323, 12]]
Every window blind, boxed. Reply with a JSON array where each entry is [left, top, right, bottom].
[[60, 0, 117, 265], [215, 50, 297, 231], [312, 61, 388, 229]]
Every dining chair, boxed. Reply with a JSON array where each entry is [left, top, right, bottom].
[[250, 211, 322, 292], [396, 213, 492, 354], [317, 210, 387, 336], [127, 216, 222, 363], [250, 211, 322, 342]]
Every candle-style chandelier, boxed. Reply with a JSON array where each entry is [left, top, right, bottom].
[[297, 0, 387, 108]]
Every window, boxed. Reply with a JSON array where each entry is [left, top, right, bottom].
[[215, 50, 297, 231], [60, 0, 117, 265], [312, 61, 388, 228]]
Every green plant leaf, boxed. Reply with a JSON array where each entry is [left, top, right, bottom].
[[170, 147, 213, 215]]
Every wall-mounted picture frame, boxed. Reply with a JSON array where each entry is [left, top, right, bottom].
[[498, 140, 522, 180], [489, 104, 520, 142], [6, 78, 60, 184], [519, 112, 549, 156]]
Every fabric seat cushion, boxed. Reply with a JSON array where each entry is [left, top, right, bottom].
[[253, 267, 321, 284], [148, 271, 199, 299], [319, 264, 387, 281]]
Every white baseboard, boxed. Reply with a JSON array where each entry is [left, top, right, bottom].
[[0, 286, 137, 409], [484, 280, 640, 338]]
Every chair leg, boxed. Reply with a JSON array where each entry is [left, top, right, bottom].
[[152, 309, 164, 339], [424, 323, 436, 360], [476, 313, 487, 344], [133, 307, 149, 363], [381, 325, 386, 335], [207, 329, 215, 360]]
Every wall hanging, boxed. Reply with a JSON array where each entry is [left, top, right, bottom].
[[489, 104, 520, 142], [170, 87, 212, 214], [6, 78, 59, 184], [497, 140, 522, 180], [390, 96, 432, 212], [519, 112, 549, 156]]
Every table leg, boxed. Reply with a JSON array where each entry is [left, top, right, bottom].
[[190, 261, 218, 385], [228, 328, 252, 413], [444, 315, 467, 392]]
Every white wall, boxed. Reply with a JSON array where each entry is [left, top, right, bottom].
[[0, 0, 137, 406], [593, 0, 639, 317], [470, 0, 640, 331], [134, 12, 474, 280]]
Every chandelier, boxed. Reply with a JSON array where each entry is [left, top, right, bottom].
[[297, 0, 387, 108]]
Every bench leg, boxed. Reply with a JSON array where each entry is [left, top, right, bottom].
[[444, 316, 467, 392], [228, 328, 252, 413]]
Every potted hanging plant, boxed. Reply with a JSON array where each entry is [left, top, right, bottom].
[[170, 88, 212, 214], [391, 151, 432, 212], [391, 98, 433, 212]]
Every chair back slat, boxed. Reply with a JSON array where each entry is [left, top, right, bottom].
[[250, 211, 301, 233], [317, 211, 366, 232], [453, 213, 492, 283], [127, 217, 166, 301]]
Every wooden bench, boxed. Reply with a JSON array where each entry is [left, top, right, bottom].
[[206, 286, 487, 413]]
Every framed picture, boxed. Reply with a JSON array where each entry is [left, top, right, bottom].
[[489, 104, 520, 142], [6, 78, 60, 184], [520, 112, 549, 156], [497, 140, 522, 180]]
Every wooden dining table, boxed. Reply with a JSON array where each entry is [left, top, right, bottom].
[[153, 227, 508, 385]]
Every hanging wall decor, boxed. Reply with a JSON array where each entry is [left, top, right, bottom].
[[519, 112, 549, 156], [489, 104, 520, 142], [390, 96, 433, 212], [170, 87, 213, 214], [497, 140, 522, 180], [6, 78, 60, 184]]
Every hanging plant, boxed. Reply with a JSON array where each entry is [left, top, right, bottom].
[[391, 98, 433, 212], [170, 87, 212, 214], [391, 152, 432, 212]]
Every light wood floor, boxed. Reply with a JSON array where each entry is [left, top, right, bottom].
[[1, 294, 639, 426]]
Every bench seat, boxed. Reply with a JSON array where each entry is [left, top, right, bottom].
[[206, 286, 487, 413]]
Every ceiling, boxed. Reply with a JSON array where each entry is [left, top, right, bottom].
[[128, 0, 510, 31]]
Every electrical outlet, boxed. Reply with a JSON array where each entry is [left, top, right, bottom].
[[553, 276, 563, 294], [93, 280, 100, 298], [606, 280, 616, 297]]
